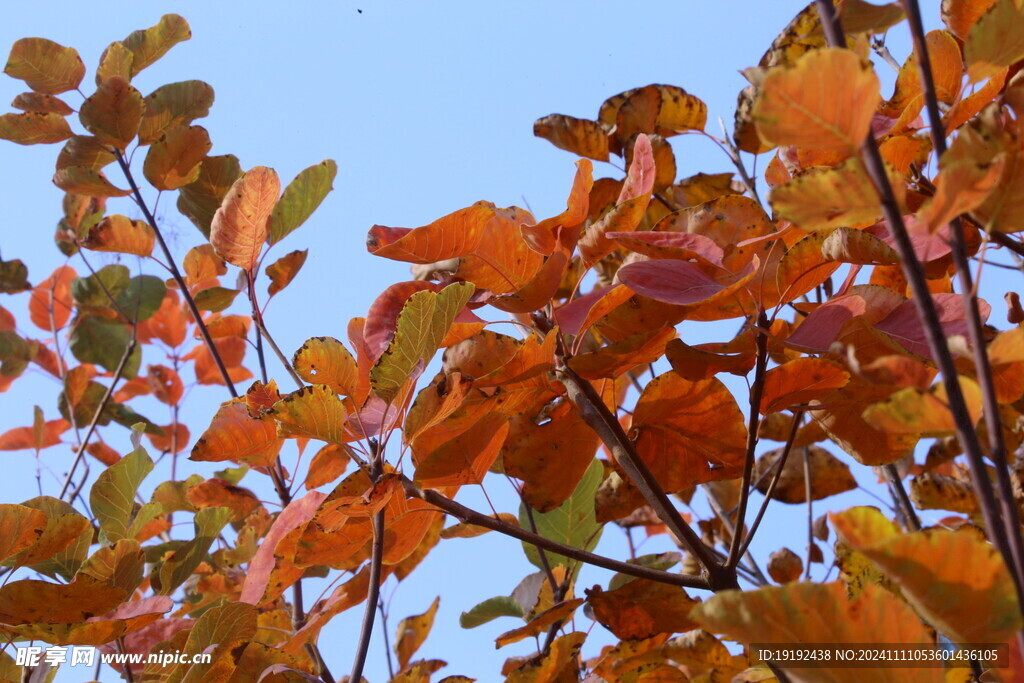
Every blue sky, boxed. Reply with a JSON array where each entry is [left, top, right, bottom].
[[0, 1, 990, 681]]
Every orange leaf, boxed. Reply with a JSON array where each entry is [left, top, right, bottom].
[[587, 580, 699, 640], [4, 38, 85, 94], [79, 77, 143, 149], [0, 112, 72, 145], [502, 405, 600, 512], [367, 203, 542, 294], [266, 249, 308, 297], [568, 327, 676, 380], [304, 444, 351, 490], [395, 597, 440, 669], [142, 124, 211, 190], [137, 289, 188, 348], [413, 413, 509, 487], [692, 582, 937, 682], [52, 167, 131, 197], [28, 265, 76, 332], [190, 398, 283, 467], [495, 599, 584, 648], [210, 166, 280, 271], [760, 358, 850, 414], [832, 506, 1021, 644], [753, 444, 857, 503], [0, 505, 49, 564], [82, 214, 155, 257], [186, 478, 259, 522], [292, 337, 360, 398], [631, 372, 747, 492], [532, 114, 610, 161], [0, 416, 69, 451], [754, 47, 881, 153], [520, 159, 593, 255]]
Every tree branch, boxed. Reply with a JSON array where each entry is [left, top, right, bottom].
[[114, 150, 238, 397], [898, 0, 1024, 591], [553, 361, 732, 588], [401, 476, 711, 590], [737, 411, 804, 558], [349, 445, 386, 683], [58, 337, 136, 500], [815, 0, 1024, 609], [726, 310, 769, 568]]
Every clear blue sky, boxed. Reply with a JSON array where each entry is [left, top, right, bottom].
[[0, 2, 988, 681]]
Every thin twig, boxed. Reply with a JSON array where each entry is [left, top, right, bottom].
[[378, 598, 396, 679], [114, 149, 238, 397], [401, 476, 711, 589], [802, 447, 814, 581], [738, 411, 804, 558], [702, 484, 769, 586], [726, 310, 770, 568], [57, 338, 136, 500]]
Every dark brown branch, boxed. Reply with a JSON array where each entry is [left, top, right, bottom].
[[726, 310, 770, 568], [989, 230, 1024, 259], [881, 464, 920, 531], [816, 0, 1024, 605], [899, 0, 1024, 588], [553, 362, 732, 588], [350, 446, 386, 683], [401, 476, 711, 590], [350, 507, 385, 683], [114, 150, 238, 397]]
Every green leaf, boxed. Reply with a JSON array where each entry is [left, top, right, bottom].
[[459, 596, 525, 628], [177, 154, 242, 237], [152, 506, 232, 595], [106, 402, 164, 436], [90, 437, 154, 543], [268, 159, 338, 244], [0, 331, 31, 378], [0, 258, 30, 294], [371, 281, 474, 402], [519, 458, 604, 575], [193, 286, 241, 313], [117, 275, 166, 321], [72, 265, 130, 309], [68, 315, 140, 377]]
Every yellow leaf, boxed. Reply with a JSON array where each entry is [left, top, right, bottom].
[[754, 48, 880, 153]]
